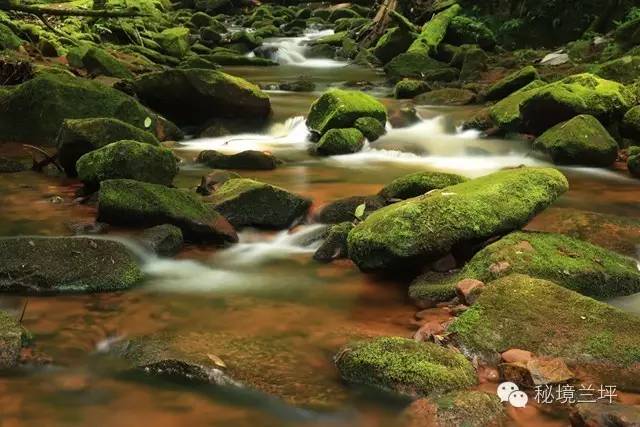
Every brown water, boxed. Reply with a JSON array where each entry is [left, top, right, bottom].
[[2, 46, 640, 427]]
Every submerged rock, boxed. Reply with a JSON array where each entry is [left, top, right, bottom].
[[335, 336, 476, 397], [348, 167, 568, 271], [315, 128, 365, 156], [402, 391, 504, 427], [0, 237, 142, 294], [315, 195, 386, 224], [379, 171, 468, 201], [484, 66, 539, 101], [207, 178, 310, 229], [98, 179, 238, 243], [313, 222, 353, 263], [196, 150, 277, 170], [140, 224, 184, 257], [77, 140, 179, 188], [130, 68, 271, 127], [533, 115, 618, 167]]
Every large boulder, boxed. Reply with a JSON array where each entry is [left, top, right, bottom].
[[484, 66, 539, 101], [77, 140, 179, 188], [315, 128, 365, 156], [207, 178, 310, 229], [0, 236, 143, 294], [408, 4, 461, 56], [315, 195, 387, 224], [97, 179, 238, 243], [130, 69, 271, 127], [448, 274, 640, 390], [306, 89, 387, 136], [0, 73, 174, 145], [348, 167, 568, 271], [384, 52, 459, 82], [379, 171, 468, 201], [57, 118, 161, 177], [335, 336, 476, 397], [196, 150, 277, 170], [487, 79, 547, 132], [533, 115, 618, 167]]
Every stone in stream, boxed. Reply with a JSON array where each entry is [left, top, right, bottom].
[[0, 72, 177, 146], [57, 118, 161, 177], [0, 309, 27, 369], [533, 115, 618, 167], [313, 222, 353, 263], [394, 79, 430, 99], [98, 179, 238, 243], [570, 403, 640, 427], [306, 89, 387, 136], [622, 106, 640, 141], [483, 65, 540, 101], [315, 128, 365, 156], [315, 195, 387, 224], [411, 231, 640, 303], [354, 117, 387, 142], [140, 224, 184, 257], [77, 140, 179, 189], [384, 52, 459, 82], [334, 336, 476, 397], [447, 274, 640, 390], [348, 167, 569, 271], [0, 236, 142, 294], [196, 150, 277, 170], [206, 178, 310, 229], [129, 68, 271, 127], [414, 88, 476, 106], [499, 356, 575, 387], [379, 171, 468, 201], [401, 391, 504, 427], [486, 79, 548, 132], [196, 170, 241, 196]]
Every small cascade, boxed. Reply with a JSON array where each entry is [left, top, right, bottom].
[[254, 29, 347, 68]]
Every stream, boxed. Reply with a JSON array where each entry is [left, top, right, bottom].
[[1, 29, 640, 427]]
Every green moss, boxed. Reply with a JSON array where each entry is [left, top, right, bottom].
[[0, 236, 142, 294], [306, 89, 387, 135], [347, 167, 569, 271], [591, 56, 640, 85], [316, 128, 365, 156], [622, 106, 640, 140], [434, 391, 504, 427], [155, 27, 191, 58], [533, 115, 618, 167], [384, 52, 459, 82], [484, 66, 540, 101], [196, 150, 277, 170], [335, 336, 476, 397], [628, 152, 640, 178], [71, 46, 133, 79], [0, 23, 22, 50], [354, 117, 386, 142], [448, 274, 640, 371], [409, 278, 459, 306], [379, 171, 468, 200], [77, 140, 178, 188], [312, 31, 348, 47], [445, 16, 496, 50], [408, 4, 461, 56], [394, 78, 430, 99], [373, 27, 416, 64], [488, 79, 548, 132], [415, 88, 476, 106], [313, 221, 354, 262]]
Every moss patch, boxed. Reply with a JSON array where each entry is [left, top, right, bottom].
[[484, 65, 539, 101], [379, 171, 468, 200], [408, 4, 461, 56], [316, 128, 365, 155]]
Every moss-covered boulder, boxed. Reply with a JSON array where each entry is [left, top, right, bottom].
[[77, 140, 178, 188], [315, 195, 386, 224], [488, 79, 547, 132], [379, 171, 468, 201], [98, 179, 238, 243], [335, 337, 476, 397], [196, 150, 277, 170], [533, 115, 618, 167], [206, 178, 310, 229], [519, 73, 636, 135], [385, 52, 459, 82], [313, 222, 353, 263], [306, 89, 387, 136], [57, 117, 160, 177], [354, 117, 386, 142], [448, 274, 640, 389], [140, 224, 183, 257], [394, 79, 430, 99], [68, 46, 133, 79], [131, 68, 271, 127], [445, 16, 496, 51], [592, 55, 640, 84], [484, 66, 539, 101], [622, 106, 640, 141], [0, 23, 22, 50], [402, 392, 504, 427], [0, 237, 142, 294], [0, 309, 26, 369], [0, 73, 171, 146], [315, 128, 365, 156], [414, 88, 476, 106], [373, 27, 416, 64], [348, 167, 568, 271], [628, 147, 640, 178], [408, 4, 461, 56], [155, 27, 191, 58]]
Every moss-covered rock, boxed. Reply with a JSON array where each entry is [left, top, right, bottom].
[[379, 171, 468, 201], [385, 52, 459, 82], [408, 4, 461, 56], [68, 46, 133, 79], [196, 150, 277, 170], [445, 16, 496, 50], [0, 236, 142, 294], [328, 8, 361, 22], [206, 178, 310, 229], [402, 392, 504, 427], [614, 17, 640, 49], [306, 89, 387, 136], [373, 27, 416, 64], [591, 56, 640, 85], [140, 224, 183, 257], [77, 140, 178, 188], [315, 128, 365, 156], [414, 88, 476, 106], [155, 27, 191, 58], [316, 195, 386, 224], [57, 117, 160, 177], [394, 79, 430, 99], [354, 117, 386, 142], [347, 167, 568, 271], [313, 222, 353, 263], [131, 68, 271, 127], [488, 79, 547, 131], [484, 66, 539, 101], [533, 115, 618, 167], [457, 46, 488, 81], [448, 274, 640, 388], [0, 73, 172, 146], [335, 336, 476, 397], [0, 23, 22, 50], [622, 105, 640, 141], [98, 179, 237, 243], [628, 148, 640, 178]]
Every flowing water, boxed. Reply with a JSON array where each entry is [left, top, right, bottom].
[[1, 33, 640, 427]]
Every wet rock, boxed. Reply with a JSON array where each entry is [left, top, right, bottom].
[[313, 222, 353, 263], [140, 224, 184, 257], [335, 336, 476, 397], [501, 349, 534, 364], [455, 279, 484, 305], [448, 274, 640, 388], [315, 195, 386, 224], [415, 88, 476, 106], [0, 72, 174, 146], [196, 170, 241, 195], [278, 78, 315, 92], [394, 79, 430, 99], [306, 89, 387, 136], [379, 171, 468, 201], [413, 321, 445, 342], [196, 150, 277, 170], [77, 140, 179, 189], [0, 237, 142, 294], [402, 391, 504, 427], [0, 310, 27, 369], [533, 115, 618, 167], [348, 167, 568, 271], [130, 68, 271, 127], [570, 403, 640, 427], [315, 128, 365, 156], [354, 117, 386, 142], [98, 179, 238, 243], [66, 221, 110, 235], [0, 157, 26, 173], [385, 52, 459, 82], [484, 65, 539, 101], [499, 357, 574, 387], [207, 178, 310, 229]]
